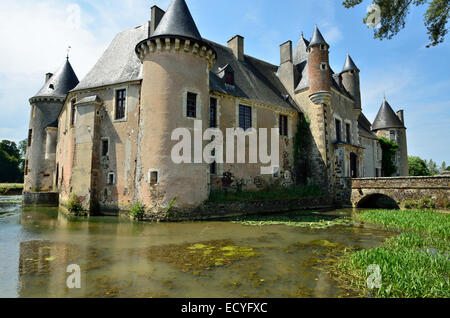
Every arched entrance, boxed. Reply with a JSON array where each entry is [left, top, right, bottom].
[[357, 193, 400, 209]]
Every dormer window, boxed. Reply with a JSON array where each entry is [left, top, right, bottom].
[[225, 71, 234, 86], [49, 84, 54, 90]]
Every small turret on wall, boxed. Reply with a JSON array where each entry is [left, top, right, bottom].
[[340, 54, 362, 117], [307, 26, 331, 106]]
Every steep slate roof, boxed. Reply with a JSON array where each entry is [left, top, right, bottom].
[[73, 24, 148, 91], [342, 54, 359, 72], [358, 113, 378, 140], [152, 0, 201, 40], [308, 26, 328, 48], [372, 98, 405, 131], [32, 59, 79, 100], [208, 40, 297, 111]]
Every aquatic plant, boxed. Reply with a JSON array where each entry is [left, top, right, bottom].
[[129, 201, 146, 221], [67, 194, 85, 216]]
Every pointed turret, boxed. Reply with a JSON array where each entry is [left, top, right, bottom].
[[307, 25, 331, 105], [308, 25, 328, 49], [342, 53, 359, 73], [152, 0, 202, 40], [30, 58, 79, 103], [341, 53, 361, 110], [372, 98, 405, 131]]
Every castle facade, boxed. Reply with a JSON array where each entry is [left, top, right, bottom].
[[24, 0, 408, 214]]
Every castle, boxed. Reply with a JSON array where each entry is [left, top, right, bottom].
[[24, 0, 408, 214]]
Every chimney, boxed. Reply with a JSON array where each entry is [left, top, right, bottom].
[[45, 73, 53, 82], [280, 40, 292, 65], [228, 35, 244, 62], [276, 41, 296, 93], [397, 110, 405, 124], [150, 5, 165, 37]]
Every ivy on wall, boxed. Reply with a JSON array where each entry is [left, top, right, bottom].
[[378, 137, 399, 177], [293, 113, 311, 184]]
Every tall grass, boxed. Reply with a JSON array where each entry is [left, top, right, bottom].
[[336, 209, 450, 298]]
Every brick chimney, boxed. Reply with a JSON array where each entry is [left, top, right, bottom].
[[397, 110, 405, 124], [228, 35, 244, 62], [150, 5, 165, 37]]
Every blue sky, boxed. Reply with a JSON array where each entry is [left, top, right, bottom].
[[0, 0, 448, 165]]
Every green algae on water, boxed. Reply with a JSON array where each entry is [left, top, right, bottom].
[[147, 240, 259, 273]]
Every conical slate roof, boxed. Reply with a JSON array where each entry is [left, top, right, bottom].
[[152, 0, 202, 40], [32, 58, 79, 100], [308, 25, 328, 48], [372, 98, 405, 131], [342, 53, 359, 72]]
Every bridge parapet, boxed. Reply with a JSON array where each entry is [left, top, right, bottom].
[[351, 176, 450, 209]]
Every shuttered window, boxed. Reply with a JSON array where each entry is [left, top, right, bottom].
[[239, 105, 252, 131]]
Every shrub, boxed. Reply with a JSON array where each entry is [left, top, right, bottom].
[[130, 201, 146, 221], [67, 194, 85, 216], [420, 197, 436, 210]]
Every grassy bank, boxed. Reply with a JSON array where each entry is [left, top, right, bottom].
[[0, 183, 23, 195], [335, 209, 449, 298], [208, 184, 322, 203]]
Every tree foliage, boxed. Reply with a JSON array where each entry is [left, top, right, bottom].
[[0, 140, 24, 183], [408, 156, 430, 176], [378, 137, 399, 177], [343, 0, 450, 47], [426, 158, 440, 175]]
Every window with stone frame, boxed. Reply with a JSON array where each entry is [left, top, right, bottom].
[[210, 97, 217, 128], [107, 172, 115, 185], [101, 138, 109, 157], [346, 123, 351, 144], [187, 92, 197, 118], [28, 129, 32, 147], [335, 119, 342, 142], [239, 105, 252, 131], [115, 89, 126, 120], [279, 115, 288, 137], [70, 99, 76, 126], [390, 130, 396, 141]]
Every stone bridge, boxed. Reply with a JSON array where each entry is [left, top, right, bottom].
[[351, 176, 450, 209]]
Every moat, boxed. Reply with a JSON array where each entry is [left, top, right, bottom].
[[0, 195, 395, 298]]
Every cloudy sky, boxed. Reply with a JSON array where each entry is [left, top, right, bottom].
[[0, 0, 448, 165]]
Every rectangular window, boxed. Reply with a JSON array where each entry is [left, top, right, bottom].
[[115, 89, 126, 120], [225, 71, 234, 86], [390, 130, 396, 141], [28, 129, 32, 147], [239, 105, 252, 131], [210, 98, 217, 128], [24, 160, 29, 175], [279, 115, 288, 137], [186, 92, 197, 118], [101, 139, 109, 157], [335, 119, 342, 142], [107, 172, 115, 185], [346, 123, 351, 144], [70, 100, 76, 126], [150, 171, 158, 185]]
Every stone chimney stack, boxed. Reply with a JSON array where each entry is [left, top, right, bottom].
[[45, 73, 53, 82], [397, 110, 405, 124], [228, 35, 244, 62], [277, 41, 296, 93], [150, 5, 165, 36]]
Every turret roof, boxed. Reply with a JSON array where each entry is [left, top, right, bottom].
[[342, 53, 359, 72], [308, 25, 328, 48], [152, 0, 201, 40], [372, 98, 405, 131], [31, 59, 79, 100]]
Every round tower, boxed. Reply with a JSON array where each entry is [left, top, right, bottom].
[[135, 0, 216, 212], [341, 53, 361, 115], [25, 58, 79, 192], [372, 98, 408, 176], [307, 25, 331, 105]]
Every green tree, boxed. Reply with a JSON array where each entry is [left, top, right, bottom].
[[440, 161, 447, 174], [343, 0, 450, 47], [408, 156, 430, 176], [378, 137, 399, 177], [427, 159, 440, 175], [0, 140, 23, 183]]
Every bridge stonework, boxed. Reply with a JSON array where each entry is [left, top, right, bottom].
[[351, 176, 450, 209]]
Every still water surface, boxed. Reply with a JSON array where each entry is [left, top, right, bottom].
[[0, 195, 393, 298]]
